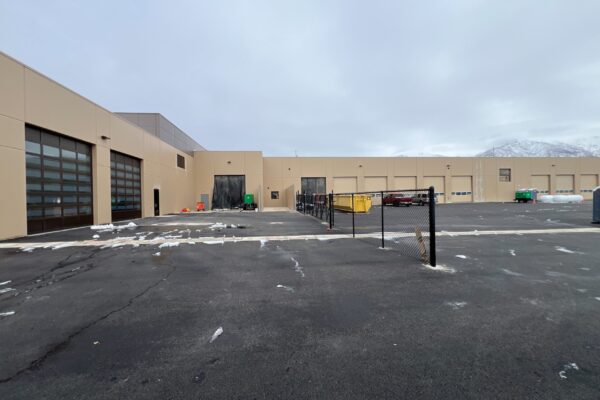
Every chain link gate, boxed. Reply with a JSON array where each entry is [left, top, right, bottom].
[[298, 187, 436, 266]]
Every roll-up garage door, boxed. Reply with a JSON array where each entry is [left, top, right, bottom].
[[25, 125, 94, 234], [531, 175, 550, 194], [212, 175, 246, 209], [556, 175, 574, 194], [333, 177, 357, 193], [423, 176, 445, 203], [394, 176, 417, 191], [364, 176, 387, 205], [111, 151, 142, 221], [451, 176, 473, 203], [581, 174, 599, 199]]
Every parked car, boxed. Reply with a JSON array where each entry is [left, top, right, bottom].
[[412, 193, 433, 206], [383, 193, 412, 207]]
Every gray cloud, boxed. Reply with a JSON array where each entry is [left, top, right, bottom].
[[2, 0, 600, 155]]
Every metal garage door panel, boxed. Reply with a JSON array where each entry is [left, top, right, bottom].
[[556, 175, 574, 194], [423, 176, 445, 203], [531, 175, 550, 194], [581, 174, 599, 199], [451, 176, 473, 203], [364, 176, 387, 205], [333, 177, 357, 193], [394, 176, 417, 191]]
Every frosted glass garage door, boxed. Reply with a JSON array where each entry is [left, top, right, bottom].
[[581, 174, 598, 199], [394, 176, 417, 191], [451, 176, 473, 203], [531, 175, 550, 194], [423, 176, 445, 203], [556, 175, 574, 194], [333, 177, 357, 193]]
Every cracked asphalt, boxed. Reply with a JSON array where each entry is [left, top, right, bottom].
[[1, 204, 600, 399]]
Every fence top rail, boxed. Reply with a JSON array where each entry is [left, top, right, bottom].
[[331, 188, 433, 196]]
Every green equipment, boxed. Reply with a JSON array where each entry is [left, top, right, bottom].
[[243, 193, 257, 210], [515, 189, 537, 203]]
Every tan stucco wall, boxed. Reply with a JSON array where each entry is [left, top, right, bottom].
[[261, 157, 600, 206], [194, 151, 264, 210], [0, 52, 196, 240]]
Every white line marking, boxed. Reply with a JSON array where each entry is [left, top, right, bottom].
[[1, 227, 598, 250]]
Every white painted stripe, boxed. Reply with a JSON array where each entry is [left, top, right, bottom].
[[1, 227, 598, 250]]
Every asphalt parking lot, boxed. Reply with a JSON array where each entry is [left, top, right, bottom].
[[1, 203, 600, 399]]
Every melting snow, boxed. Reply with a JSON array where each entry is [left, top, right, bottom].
[[153, 252, 161, 256], [502, 269, 523, 277], [158, 242, 180, 249], [0, 311, 15, 317], [555, 246, 575, 254], [444, 301, 467, 310], [291, 257, 305, 277], [0, 288, 16, 294], [92, 234, 100, 239], [423, 264, 456, 273], [260, 239, 268, 248], [595, 297, 600, 302], [0, 281, 11, 286], [558, 363, 579, 379], [455, 255, 467, 259], [21, 247, 35, 253], [276, 284, 295, 292], [204, 240, 225, 245], [509, 249, 516, 256], [209, 327, 223, 343], [209, 223, 227, 230], [52, 242, 75, 250]]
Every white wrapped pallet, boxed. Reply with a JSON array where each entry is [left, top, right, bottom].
[[538, 195, 584, 204]]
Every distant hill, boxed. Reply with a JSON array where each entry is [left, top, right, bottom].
[[477, 140, 600, 157]]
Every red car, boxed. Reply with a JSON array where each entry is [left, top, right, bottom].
[[383, 193, 412, 207]]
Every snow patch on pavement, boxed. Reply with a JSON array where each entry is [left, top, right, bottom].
[[0, 288, 16, 294], [558, 363, 579, 379], [291, 257, 305, 277], [0, 311, 15, 317], [276, 284, 295, 292], [423, 264, 456, 274], [158, 242, 180, 248], [501, 269, 523, 277], [455, 255, 467, 259], [0, 281, 11, 286], [555, 246, 576, 254], [444, 301, 467, 310], [209, 327, 223, 343], [509, 249, 516, 256]]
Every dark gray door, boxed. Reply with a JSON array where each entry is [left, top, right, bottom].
[[212, 175, 246, 209], [301, 177, 326, 194]]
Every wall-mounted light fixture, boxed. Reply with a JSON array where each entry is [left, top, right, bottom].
[[358, 164, 363, 168], [227, 161, 232, 164], [446, 164, 451, 169], [101, 135, 111, 140]]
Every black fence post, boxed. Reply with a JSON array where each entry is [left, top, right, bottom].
[[331, 191, 335, 227], [329, 193, 333, 229], [352, 193, 355, 238], [303, 194, 306, 214], [380, 191, 385, 248], [428, 186, 436, 266]]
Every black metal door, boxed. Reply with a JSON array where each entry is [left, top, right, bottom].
[[212, 175, 245, 209], [154, 189, 160, 216], [301, 177, 326, 194]]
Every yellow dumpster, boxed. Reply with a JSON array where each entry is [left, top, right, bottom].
[[333, 194, 372, 213]]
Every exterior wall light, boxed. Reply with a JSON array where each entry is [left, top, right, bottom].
[[101, 135, 110, 140]]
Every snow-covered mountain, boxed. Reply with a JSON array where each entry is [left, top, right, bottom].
[[477, 140, 600, 157]]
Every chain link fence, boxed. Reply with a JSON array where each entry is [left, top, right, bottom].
[[297, 188, 436, 266]]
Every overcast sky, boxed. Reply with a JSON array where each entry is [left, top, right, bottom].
[[2, 1, 600, 156]]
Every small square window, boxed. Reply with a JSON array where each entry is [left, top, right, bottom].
[[271, 191, 279, 200], [177, 154, 185, 169], [499, 168, 511, 182]]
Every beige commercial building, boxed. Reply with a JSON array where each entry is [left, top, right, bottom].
[[1, 51, 599, 240]]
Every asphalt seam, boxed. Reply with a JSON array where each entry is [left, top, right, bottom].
[[0, 262, 177, 384]]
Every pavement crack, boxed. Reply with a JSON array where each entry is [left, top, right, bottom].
[[0, 264, 176, 384]]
